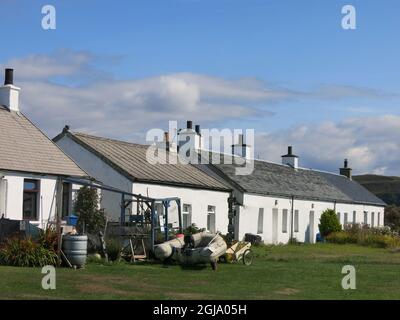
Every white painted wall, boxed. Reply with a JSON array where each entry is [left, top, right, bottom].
[[56, 135, 132, 220], [56, 134, 386, 242], [0, 172, 58, 229], [133, 183, 230, 234], [237, 193, 385, 244]]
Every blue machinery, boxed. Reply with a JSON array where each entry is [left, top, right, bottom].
[[62, 178, 182, 251]]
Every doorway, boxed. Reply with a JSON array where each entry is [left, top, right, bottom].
[[309, 211, 315, 243], [272, 208, 278, 244]]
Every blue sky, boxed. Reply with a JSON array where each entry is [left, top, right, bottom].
[[1, 0, 400, 174]]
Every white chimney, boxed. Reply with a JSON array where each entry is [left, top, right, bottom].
[[282, 146, 298, 169], [178, 120, 202, 152], [231, 134, 252, 159], [0, 69, 20, 112]]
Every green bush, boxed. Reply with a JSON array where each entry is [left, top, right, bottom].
[[319, 209, 342, 237], [0, 237, 57, 267], [105, 237, 121, 261]]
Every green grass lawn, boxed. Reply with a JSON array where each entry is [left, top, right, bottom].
[[1, 243, 399, 300]]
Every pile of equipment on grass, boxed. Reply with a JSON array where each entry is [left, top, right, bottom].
[[154, 232, 227, 270]]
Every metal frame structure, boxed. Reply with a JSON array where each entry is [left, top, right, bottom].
[[60, 177, 182, 251]]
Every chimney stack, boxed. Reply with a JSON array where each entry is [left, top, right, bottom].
[[0, 68, 20, 112], [164, 132, 170, 152], [177, 120, 203, 154], [231, 133, 252, 159], [339, 159, 352, 180], [281, 146, 299, 169]]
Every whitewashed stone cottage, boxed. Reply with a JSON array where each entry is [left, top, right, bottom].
[[0, 69, 89, 229], [55, 121, 385, 244], [53, 127, 232, 234]]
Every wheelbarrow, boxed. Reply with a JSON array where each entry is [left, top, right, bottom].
[[220, 241, 254, 266]]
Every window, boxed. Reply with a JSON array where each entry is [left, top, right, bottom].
[[371, 212, 375, 228], [207, 205, 216, 233], [364, 211, 368, 225], [257, 208, 264, 234], [294, 210, 299, 232], [378, 212, 381, 226], [23, 179, 40, 220], [62, 182, 71, 219], [353, 211, 356, 224], [337, 212, 341, 224], [182, 204, 192, 229], [344, 212, 348, 225], [282, 209, 288, 233]]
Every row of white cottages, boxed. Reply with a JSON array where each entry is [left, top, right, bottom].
[[0, 68, 386, 243]]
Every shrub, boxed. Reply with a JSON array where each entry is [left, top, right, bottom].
[[38, 227, 59, 251], [74, 186, 106, 234], [326, 232, 357, 244], [319, 209, 342, 237], [0, 237, 57, 267], [326, 224, 400, 248], [105, 237, 121, 261]]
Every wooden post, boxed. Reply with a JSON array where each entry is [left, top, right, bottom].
[[177, 199, 182, 233], [120, 193, 125, 225]]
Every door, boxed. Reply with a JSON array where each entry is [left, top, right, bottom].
[[272, 208, 278, 244], [309, 211, 315, 243]]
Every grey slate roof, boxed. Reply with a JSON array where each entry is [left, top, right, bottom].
[[56, 131, 231, 192], [197, 152, 386, 206], [0, 107, 88, 177]]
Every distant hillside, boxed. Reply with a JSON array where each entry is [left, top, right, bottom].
[[353, 175, 400, 206]]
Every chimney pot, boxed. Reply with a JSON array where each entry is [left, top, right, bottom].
[[164, 132, 170, 152], [281, 145, 298, 169], [187, 120, 193, 130], [238, 134, 244, 145], [62, 125, 70, 133], [195, 124, 200, 135], [4, 69, 13, 85], [339, 158, 352, 180], [0, 68, 20, 112]]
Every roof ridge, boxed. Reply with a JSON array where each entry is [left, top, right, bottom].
[[72, 131, 149, 148]]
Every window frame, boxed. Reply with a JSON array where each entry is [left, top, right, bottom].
[[182, 203, 192, 229], [257, 208, 264, 234], [61, 182, 71, 219], [371, 212, 375, 228], [282, 209, 288, 233], [344, 212, 348, 225], [207, 205, 216, 233], [22, 179, 40, 221], [294, 210, 299, 233]]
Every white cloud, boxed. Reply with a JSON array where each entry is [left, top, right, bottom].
[[2, 50, 399, 175], [254, 115, 400, 175], [5, 50, 291, 140]]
